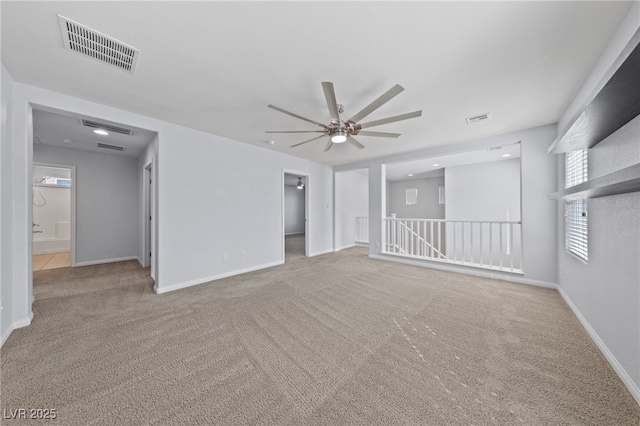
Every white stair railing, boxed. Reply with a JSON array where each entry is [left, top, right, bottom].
[[355, 217, 369, 244], [383, 216, 523, 274], [396, 220, 447, 259]]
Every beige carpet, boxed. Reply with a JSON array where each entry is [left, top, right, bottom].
[[2, 237, 638, 425]]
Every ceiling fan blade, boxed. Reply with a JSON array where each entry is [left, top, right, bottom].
[[321, 82, 341, 122], [265, 130, 325, 134], [268, 104, 327, 129], [355, 130, 401, 138], [347, 136, 365, 150], [324, 140, 334, 152], [290, 135, 327, 148], [358, 110, 422, 129], [347, 84, 404, 124]]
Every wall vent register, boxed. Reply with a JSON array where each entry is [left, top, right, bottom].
[[81, 119, 133, 136], [97, 142, 126, 152], [58, 15, 140, 74]]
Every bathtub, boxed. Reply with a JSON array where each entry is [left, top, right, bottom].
[[33, 221, 70, 254]]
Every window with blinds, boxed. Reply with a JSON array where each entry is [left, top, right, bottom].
[[565, 150, 588, 262]]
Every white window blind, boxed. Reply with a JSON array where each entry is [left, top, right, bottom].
[[565, 150, 588, 188], [565, 150, 588, 262]]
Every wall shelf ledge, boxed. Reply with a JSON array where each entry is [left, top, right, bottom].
[[549, 164, 640, 200]]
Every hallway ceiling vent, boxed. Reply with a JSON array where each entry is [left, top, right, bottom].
[[58, 15, 140, 74], [97, 142, 126, 152], [465, 113, 491, 124], [81, 119, 133, 136]]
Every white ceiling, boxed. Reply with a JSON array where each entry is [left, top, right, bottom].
[[33, 109, 156, 158], [1, 1, 633, 166], [385, 143, 521, 181]]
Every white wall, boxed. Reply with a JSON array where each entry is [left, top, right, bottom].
[[557, 118, 640, 403], [389, 177, 444, 219], [1, 64, 16, 345], [335, 124, 557, 287], [443, 159, 521, 266], [445, 159, 520, 221], [4, 81, 334, 330], [34, 145, 139, 265], [158, 131, 333, 293], [284, 185, 305, 235], [554, 4, 640, 402], [335, 170, 369, 250]]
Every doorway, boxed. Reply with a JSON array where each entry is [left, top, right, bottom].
[[144, 161, 155, 280], [283, 171, 309, 261], [32, 163, 76, 271]]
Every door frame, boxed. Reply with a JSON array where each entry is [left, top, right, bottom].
[[32, 162, 77, 267], [282, 169, 310, 261], [143, 161, 155, 278]]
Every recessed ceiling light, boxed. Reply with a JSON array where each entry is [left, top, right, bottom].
[[266, 140, 275, 145], [408, 173, 414, 177], [93, 129, 109, 136], [432, 163, 440, 167], [502, 154, 512, 158]]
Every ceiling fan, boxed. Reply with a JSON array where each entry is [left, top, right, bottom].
[[266, 82, 422, 152]]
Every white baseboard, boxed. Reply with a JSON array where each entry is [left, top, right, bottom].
[[308, 248, 333, 257], [155, 260, 284, 294], [558, 287, 640, 406], [285, 232, 305, 236], [355, 242, 369, 247], [1, 313, 33, 348], [368, 253, 558, 289], [1, 324, 14, 347], [334, 243, 356, 252], [75, 256, 138, 267]]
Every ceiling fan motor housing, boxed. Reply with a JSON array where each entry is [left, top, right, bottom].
[[266, 82, 421, 151]]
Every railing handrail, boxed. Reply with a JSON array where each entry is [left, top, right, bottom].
[[383, 217, 523, 274], [385, 217, 521, 225], [395, 220, 446, 259]]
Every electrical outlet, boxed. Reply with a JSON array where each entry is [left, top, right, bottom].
[[223, 253, 229, 261], [240, 250, 246, 258]]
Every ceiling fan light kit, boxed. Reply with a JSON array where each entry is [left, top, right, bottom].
[[266, 82, 422, 152], [331, 130, 347, 143]]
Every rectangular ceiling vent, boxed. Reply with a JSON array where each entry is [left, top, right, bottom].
[[81, 119, 133, 136], [97, 142, 126, 152], [466, 113, 491, 125], [58, 15, 139, 74]]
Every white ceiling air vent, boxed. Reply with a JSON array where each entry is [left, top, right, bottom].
[[81, 119, 133, 136], [466, 113, 491, 125], [58, 15, 139, 74], [97, 142, 126, 152]]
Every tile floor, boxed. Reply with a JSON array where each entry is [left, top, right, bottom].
[[33, 252, 70, 271]]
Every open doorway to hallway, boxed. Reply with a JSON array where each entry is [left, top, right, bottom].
[[30, 107, 158, 296], [283, 172, 308, 261]]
